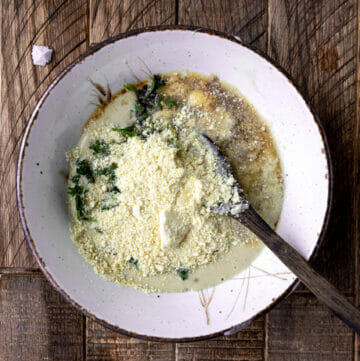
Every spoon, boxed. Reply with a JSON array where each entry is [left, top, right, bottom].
[[201, 134, 360, 335]]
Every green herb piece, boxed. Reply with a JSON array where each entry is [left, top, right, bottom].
[[80, 216, 97, 222], [124, 83, 138, 94], [133, 74, 166, 123], [109, 185, 120, 193], [68, 184, 96, 221], [96, 163, 117, 183], [112, 126, 137, 137], [164, 99, 177, 108], [68, 184, 86, 220], [75, 197, 85, 220], [95, 227, 103, 233], [101, 200, 119, 211], [76, 159, 95, 183], [89, 139, 110, 156], [101, 184, 120, 210], [129, 257, 138, 268], [152, 74, 165, 92], [147, 74, 165, 95], [135, 103, 148, 122], [71, 174, 80, 184], [177, 267, 189, 281], [68, 184, 83, 196], [69, 164, 97, 220], [96, 162, 117, 176], [156, 94, 163, 110]]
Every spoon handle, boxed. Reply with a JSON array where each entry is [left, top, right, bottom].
[[237, 205, 360, 335]]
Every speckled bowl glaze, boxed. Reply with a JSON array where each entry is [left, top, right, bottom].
[[17, 26, 332, 341]]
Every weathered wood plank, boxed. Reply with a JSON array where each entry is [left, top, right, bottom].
[[267, 291, 354, 361], [0, 272, 84, 361], [268, 2, 358, 359], [86, 319, 175, 361], [268, 0, 357, 293], [176, 318, 265, 361], [178, 0, 267, 52], [0, 0, 88, 268], [355, 2, 360, 360], [86, 316, 265, 361], [89, 0, 176, 45]]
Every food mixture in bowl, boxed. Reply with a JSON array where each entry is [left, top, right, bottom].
[[66, 71, 283, 293]]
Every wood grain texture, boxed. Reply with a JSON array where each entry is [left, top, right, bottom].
[[178, 0, 267, 52], [355, 2, 360, 360], [0, 271, 84, 361], [267, 291, 354, 361], [87, 319, 175, 361], [0, 0, 88, 268], [268, 0, 358, 293], [176, 318, 265, 361], [86, 316, 265, 361], [89, 0, 176, 45]]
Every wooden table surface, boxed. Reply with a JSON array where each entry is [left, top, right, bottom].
[[1, 0, 359, 360]]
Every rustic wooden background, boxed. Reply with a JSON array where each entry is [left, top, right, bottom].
[[0, 0, 359, 360]]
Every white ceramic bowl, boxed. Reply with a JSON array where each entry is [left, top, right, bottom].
[[17, 26, 332, 341]]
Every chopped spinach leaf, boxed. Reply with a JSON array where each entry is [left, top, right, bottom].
[[164, 99, 177, 108], [80, 216, 97, 222], [96, 163, 117, 184], [129, 257, 139, 268], [109, 185, 120, 193], [71, 174, 80, 184], [101, 199, 119, 211], [112, 126, 137, 137], [124, 83, 138, 94], [134, 103, 148, 122], [68, 184, 83, 196], [133, 74, 166, 123], [155, 94, 163, 110], [101, 179, 120, 210], [89, 139, 110, 156], [68, 184, 86, 220], [125, 76, 178, 131], [76, 159, 95, 183], [147, 74, 165, 95], [96, 162, 117, 176], [76, 199, 86, 219], [95, 227, 103, 233], [177, 267, 189, 281], [68, 182, 96, 221]]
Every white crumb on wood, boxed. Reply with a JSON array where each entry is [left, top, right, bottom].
[[31, 45, 53, 66]]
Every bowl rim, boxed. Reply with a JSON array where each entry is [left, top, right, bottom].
[[17, 24, 333, 342]]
